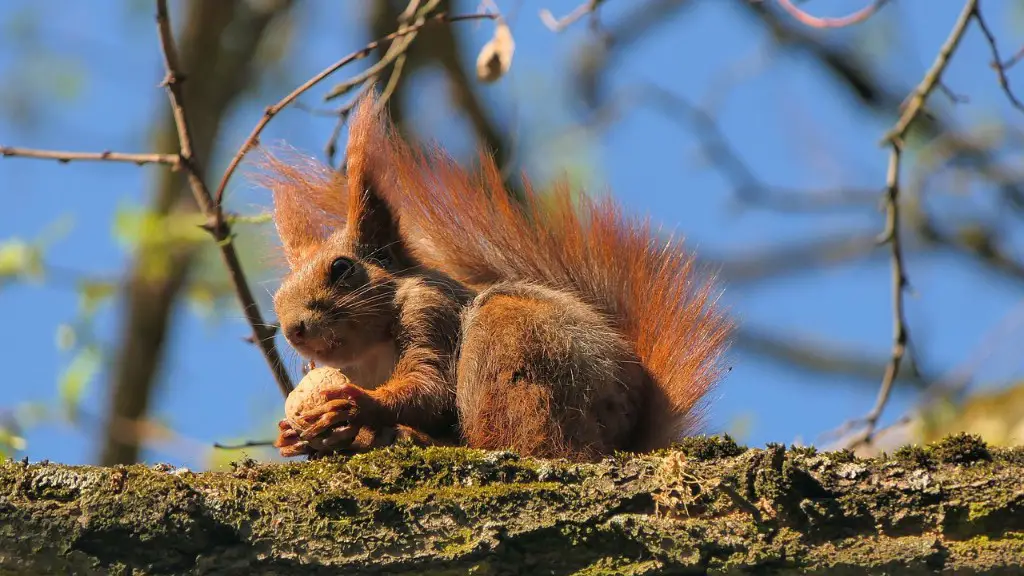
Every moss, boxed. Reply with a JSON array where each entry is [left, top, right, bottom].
[[789, 445, 819, 457], [944, 533, 1024, 570], [350, 479, 566, 509], [823, 448, 858, 464], [994, 445, 1024, 466], [930, 433, 992, 466], [669, 434, 746, 461], [338, 444, 554, 492], [435, 527, 476, 557], [2, 442, 1023, 573], [570, 557, 663, 575], [893, 444, 936, 470]]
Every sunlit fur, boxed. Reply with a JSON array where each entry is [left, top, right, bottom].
[[260, 125, 472, 442], [261, 93, 732, 459]]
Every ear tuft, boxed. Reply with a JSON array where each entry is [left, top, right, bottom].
[[342, 91, 415, 265], [254, 147, 347, 269]]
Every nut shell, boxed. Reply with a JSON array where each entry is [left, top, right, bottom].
[[284, 367, 352, 430]]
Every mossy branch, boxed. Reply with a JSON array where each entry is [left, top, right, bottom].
[[1, 434, 1022, 575]]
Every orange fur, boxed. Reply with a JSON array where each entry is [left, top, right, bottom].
[[347, 98, 733, 449], [263, 93, 732, 459]]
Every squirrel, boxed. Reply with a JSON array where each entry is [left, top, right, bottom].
[[263, 94, 731, 462]]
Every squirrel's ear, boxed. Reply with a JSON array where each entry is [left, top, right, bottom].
[[273, 186, 330, 268], [258, 151, 344, 269], [343, 94, 413, 265]]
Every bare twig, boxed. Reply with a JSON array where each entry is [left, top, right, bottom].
[[830, 295, 1024, 451], [213, 10, 498, 211], [882, 3, 975, 143], [772, 0, 889, 29], [0, 146, 180, 167], [640, 83, 882, 212], [737, 326, 927, 388], [972, 5, 1024, 113], [213, 439, 276, 450], [322, 0, 442, 103], [324, 88, 371, 166], [845, 144, 909, 446], [319, 0, 426, 164], [539, 0, 605, 32], [155, 0, 292, 397], [842, 0, 978, 449], [1003, 44, 1024, 69]]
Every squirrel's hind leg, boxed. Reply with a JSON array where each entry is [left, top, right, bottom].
[[455, 282, 646, 461]]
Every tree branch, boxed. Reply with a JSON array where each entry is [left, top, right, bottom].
[[2, 438, 1022, 573], [972, 5, 1024, 114], [0, 146, 180, 166], [213, 9, 498, 211], [772, 0, 889, 29], [844, 0, 978, 448], [154, 0, 292, 398]]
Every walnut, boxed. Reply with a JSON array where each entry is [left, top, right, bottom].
[[283, 367, 352, 432]]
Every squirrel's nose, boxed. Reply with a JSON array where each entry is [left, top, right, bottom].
[[284, 320, 306, 344]]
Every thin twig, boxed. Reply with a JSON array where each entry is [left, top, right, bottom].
[[1003, 44, 1024, 69], [325, 82, 376, 166], [882, 1, 976, 144], [291, 101, 349, 118], [972, 5, 1024, 113], [213, 439, 276, 450], [213, 10, 498, 208], [539, 0, 604, 32], [773, 0, 889, 29], [322, 0, 442, 102], [0, 146, 180, 167], [155, 0, 293, 397], [843, 0, 978, 449], [319, 0, 426, 164]]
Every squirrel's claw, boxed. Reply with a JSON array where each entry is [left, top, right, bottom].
[[274, 419, 314, 457], [296, 397, 358, 441], [290, 383, 392, 454], [316, 423, 360, 448]]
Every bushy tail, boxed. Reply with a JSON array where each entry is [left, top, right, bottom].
[[267, 97, 731, 446], [333, 100, 732, 446]]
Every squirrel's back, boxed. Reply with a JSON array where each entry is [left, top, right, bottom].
[[348, 102, 732, 449]]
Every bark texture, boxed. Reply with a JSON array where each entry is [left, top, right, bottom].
[[2, 434, 1022, 575]]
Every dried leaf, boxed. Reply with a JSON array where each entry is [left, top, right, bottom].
[[476, 20, 514, 83]]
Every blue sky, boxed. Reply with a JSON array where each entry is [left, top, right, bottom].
[[1, 0, 1022, 468]]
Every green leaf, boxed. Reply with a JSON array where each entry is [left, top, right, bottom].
[[0, 426, 26, 456], [0, 238, 43, 281], [77, 279, 118, 316], [113, 205, 208, 249], [58, 346, 102, 420]]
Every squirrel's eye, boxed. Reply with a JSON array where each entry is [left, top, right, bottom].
[[329, 257, 355, 284]]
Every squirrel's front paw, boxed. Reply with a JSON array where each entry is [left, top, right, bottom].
[[292, 382, 382, 448], [276, 367, 393, 457], [274, 418, 314, 457]]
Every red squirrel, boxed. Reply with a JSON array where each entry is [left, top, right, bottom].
[[264, 94, 731, 462]]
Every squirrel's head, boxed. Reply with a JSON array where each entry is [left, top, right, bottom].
[[264, 95, 417, 368]]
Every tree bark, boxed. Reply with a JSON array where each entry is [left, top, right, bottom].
[[100, 0, 293, 466], [3, 435, 1022, 575]]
